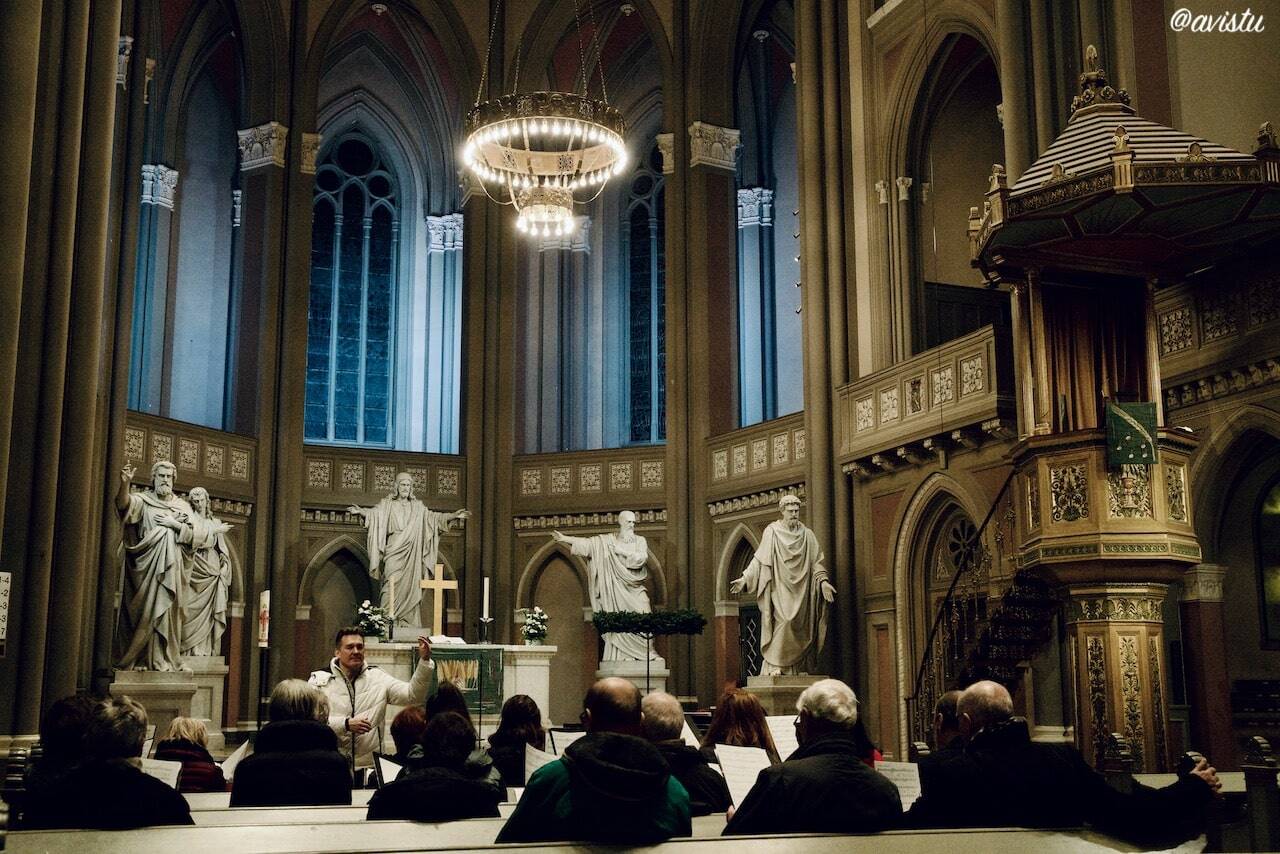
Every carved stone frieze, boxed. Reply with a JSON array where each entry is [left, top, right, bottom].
[[237, 121, 288, 171], [1164, 358, 1280, 411], [1119, 637, 1146, 771], [1087, 636, 1108, 768], [855, 397, 874, 431], [708, 483, 806, 518], [1107, 464, 1153, 519], [427, 213, 465, 252], [1069, 593, 1164, 623], [1180, 564, 1226, 603], [655, 132, 674, 175], [514, 509, 666, 530], [1026, 475, 1041, 529], [117, 36, 133, 87], [1248, 275, 1280, 326], [301, 132, 323, 175], [1158, 307, 1193, 354], [687, 122, 740, 172], [1049, 462, 1089, 522], [1149, 637, 1168, 772], [1199, 292, 1238, 342], [1165, 464, 1188, 522], [737, 187, 774, 227], [879, 387, 899, 422], [141, 165, 178, 209]]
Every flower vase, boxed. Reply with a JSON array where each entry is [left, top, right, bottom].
[[524, 637, 544, 646]]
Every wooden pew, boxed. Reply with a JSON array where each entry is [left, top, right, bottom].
[[189, 802, 521, 825], [5, 824, 1172, 854], [183, 789, 376, 811]]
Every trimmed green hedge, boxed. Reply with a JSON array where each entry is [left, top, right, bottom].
[[592, 609, 707, 637]]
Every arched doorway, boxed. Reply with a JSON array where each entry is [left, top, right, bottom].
[[729, 538, 762, 684], [532, 555, 592, 727], [305, 547, 374, 669]]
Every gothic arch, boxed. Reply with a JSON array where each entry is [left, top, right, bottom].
[[890, 470, 989, 756], [688, 0, 744, 124], [1189, 405, 1280, 561], [157, 3, 246, 162], [298, 534, 370, 607], [714, 522, 761, 603], [515, 532, 670, 612]]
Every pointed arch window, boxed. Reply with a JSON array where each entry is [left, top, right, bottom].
[[624, 142, 666, 444], [306, 133, 398, 445]]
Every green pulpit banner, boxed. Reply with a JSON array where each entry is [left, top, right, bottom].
[[1106, 402, 1158, 467], [431, 645, 504, 717]]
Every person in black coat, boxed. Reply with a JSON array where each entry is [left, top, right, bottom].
[[231, 679, 352, 806], [21, 695, 193, 830], [904, 680, 1221, 848], [366, 711, 503, 822], [723, 679, 902, 835], [641, 691, 730, 816]]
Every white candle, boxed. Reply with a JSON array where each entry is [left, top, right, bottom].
[[388, 576, 396, 625], [482, 577, 490, 620]]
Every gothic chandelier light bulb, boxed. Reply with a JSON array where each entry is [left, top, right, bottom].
[[464, 92, 626, 236]]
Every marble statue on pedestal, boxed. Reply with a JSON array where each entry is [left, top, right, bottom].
[[552, 511, 660, 662], [730, 495, 836, 675], [347, 472, 469, 627], [180, 486, 233, 657], [115, 461, 217, 671]]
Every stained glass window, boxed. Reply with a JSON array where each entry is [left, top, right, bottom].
[[305, 133, 398, 445], [626, 142, 666, 444]]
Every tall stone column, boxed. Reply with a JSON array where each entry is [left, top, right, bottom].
[[425, 214, 464, 453], [684, 120, 740, 703], [995, 0, 1035, 181], [795, 0, 855, 677], [130, 165, 179, 412], [1066, 583, 1173, 773], [1179, 564, 1234, 767], [736, 187, 776, 424]]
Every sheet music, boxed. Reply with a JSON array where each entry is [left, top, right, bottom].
[[875, 760, 922, 808], [141, 738, 154, 759], [548, 729, 587, 755], [506, 787, 524, 803], [377, 754, 403, 787], [218, 740, 250, 780], [141, 758, 182, 789], [429, 635, 467, 645], [713, 744, 770, 807], [524, 743, 558, 781], [679, 719, 701, 750], [764, 715, 799, 760]]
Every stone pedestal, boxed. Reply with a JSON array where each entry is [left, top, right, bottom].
[[747, 674, 826, 715], [109, 670, 198, 746], [185, 655, 229, 752], [596, 658, 669, 695]]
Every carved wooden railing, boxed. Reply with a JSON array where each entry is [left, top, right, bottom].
[[906, 470, 1060, 746]]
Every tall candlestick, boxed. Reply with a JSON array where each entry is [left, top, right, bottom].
[[388, 576, 395, 627], [482, 577, 490, 621]]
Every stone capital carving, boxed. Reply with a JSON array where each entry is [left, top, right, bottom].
[[896, 176, 913, 201], [426, 212, 465, 252], [117, 36, 134, 88], [237, 121, 288, 171], [144, 58, 156, 104], [1180, 564, 1226, 603], [655, 132, 675, 175], [687, 121, 740, 172], [141, 164, 178, 209], [301, 132, 323, 175], [737, 187, 774, 227], [1067, 584, 1167, 623], [460, 170, 483, 206], [875, 180, 889, 205], [231, 189, 242, 227]]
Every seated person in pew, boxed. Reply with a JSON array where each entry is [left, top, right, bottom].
[[231, 679, 352, 807], [22, 693, 98, 799], [388, 706, 428, 775], [931, 690, 965, 753], [723, 679, 902, 836], [22, 695, 194, 830], [485, 694, 547, 787], [366, 711, 504, 822], [154, 717, 226, 793], [903, 680, 1221, 847], [641, 691, 731, 816], [699, 689, 781, 766], [421, 681, 502, 787], [496, 677, 692, 844]]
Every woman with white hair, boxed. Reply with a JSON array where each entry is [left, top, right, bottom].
[[723, 679, 902, 835]]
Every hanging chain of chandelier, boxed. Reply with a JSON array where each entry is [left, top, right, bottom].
[[463, 0, 627, 238]]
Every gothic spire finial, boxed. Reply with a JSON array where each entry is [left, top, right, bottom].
[[1070, 45, 1133, 116]]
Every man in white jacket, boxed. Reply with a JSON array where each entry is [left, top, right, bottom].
[[309, 626, 433, 772]]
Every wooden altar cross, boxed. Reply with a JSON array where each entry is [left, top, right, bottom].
[[421, 563, 458, 636]]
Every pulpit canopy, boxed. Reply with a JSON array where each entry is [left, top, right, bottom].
[[969, 46, 1280, 280]]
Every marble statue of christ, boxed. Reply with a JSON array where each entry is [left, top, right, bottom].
[[349, 472, 469, 627]]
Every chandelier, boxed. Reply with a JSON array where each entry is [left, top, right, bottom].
[[463, 0, 626, 237]]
